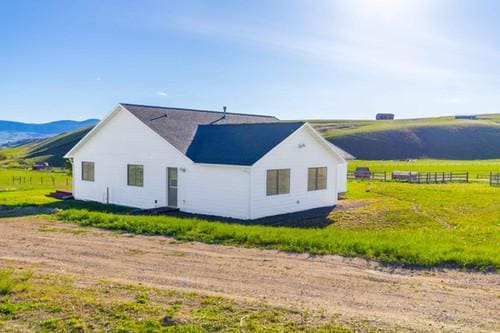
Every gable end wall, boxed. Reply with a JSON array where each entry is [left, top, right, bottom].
[[249, 126, 339, 219]]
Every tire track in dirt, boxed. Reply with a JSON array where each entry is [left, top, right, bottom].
[[0, 217, 498, 332]]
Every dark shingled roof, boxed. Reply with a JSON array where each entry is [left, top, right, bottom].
[[121, 103, 279, 154], [117, 103, 352, 165], [186, 122, 305, 165]]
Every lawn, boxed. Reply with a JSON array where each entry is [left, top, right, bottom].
[[0, 267, 355, 332], [349, 159, 500, 176], [0, 168, 71, 191], [1, 168, 499, 270]]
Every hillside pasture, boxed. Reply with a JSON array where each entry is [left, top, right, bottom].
[[0, 126, 92, 167], [309, 114, 500, 160]]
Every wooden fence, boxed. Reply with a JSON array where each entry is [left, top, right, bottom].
[[12, 176, 71, 186], [490, 173, 500, 186], [408, 172, 469, 184], [347, 171, 387, 181], [348, 171, 469, 184]]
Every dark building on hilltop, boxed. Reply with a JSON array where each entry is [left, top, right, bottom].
[[376, 113, 395, 120], [455, 115, 477, 120]]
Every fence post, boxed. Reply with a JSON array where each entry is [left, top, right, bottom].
[[466, 172, 469, 183]]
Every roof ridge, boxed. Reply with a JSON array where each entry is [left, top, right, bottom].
[[198, 121, 304, 127], [120, 103, 277, 119]]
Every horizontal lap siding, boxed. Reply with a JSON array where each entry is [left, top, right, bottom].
[[337, 162, 348, 194], [182, 165, 250, 219], [250, 126, 339, 219], [72, 110, 188, 209]]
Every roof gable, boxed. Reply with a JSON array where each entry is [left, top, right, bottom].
[[186, 122, 304, 166]]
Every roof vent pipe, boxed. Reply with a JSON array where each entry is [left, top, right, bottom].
[[150, 113, 168, 121], [223, 106, 227, 119]]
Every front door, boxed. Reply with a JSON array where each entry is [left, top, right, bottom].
[[167, 167, 178, 208]]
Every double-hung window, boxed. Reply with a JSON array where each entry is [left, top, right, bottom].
[[266, 169, 290, 195], [81, 161, 95, 182], [127, 164, 144, 187], [308, 167, 327, 191]]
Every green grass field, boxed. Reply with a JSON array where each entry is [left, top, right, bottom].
[[349, 159, 500, 177], [1, 165, 498, 270], [0, 268, 354, 332], [0, 169, 71, 191]]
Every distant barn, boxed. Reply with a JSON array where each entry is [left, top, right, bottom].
[[32, 162, 50, 171], [455, 115, 477, 120], [376, 113, 395, 120]]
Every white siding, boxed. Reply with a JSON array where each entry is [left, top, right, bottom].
[[72, 108, 251, 218], [249, 126, 340, 219], [182, 164, 250, 219], [72, 109, 189, 209], [337, 161, 348, 194], [71, 111, 342, 220]]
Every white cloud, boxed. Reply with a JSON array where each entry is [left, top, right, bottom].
[[156, 91, 168, 97]]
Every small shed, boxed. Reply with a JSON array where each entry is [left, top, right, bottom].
[[376, 113, 395, 120], [392, 171, 418, 181], [32, 162, 50, 171]]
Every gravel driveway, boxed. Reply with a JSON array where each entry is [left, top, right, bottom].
[[0, 217, 498, 332]]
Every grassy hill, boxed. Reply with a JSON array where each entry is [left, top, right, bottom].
[[0, 119, 99, 146], [310, 114, 500, 160], [0, 126, 92, 167], [1, 113, 500, 165]]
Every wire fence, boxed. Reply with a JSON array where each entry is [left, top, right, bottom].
[[490, 173, 500, 186], [11, 176, 71, 187]]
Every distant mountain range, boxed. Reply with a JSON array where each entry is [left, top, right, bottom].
[[0, 119, 99, 147]]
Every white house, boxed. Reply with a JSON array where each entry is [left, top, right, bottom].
[[65, 103, 353, 220]]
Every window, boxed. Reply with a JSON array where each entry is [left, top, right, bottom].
[[81, 161, 95, 182], [266, 169, 290, 195], [308, 167, 327, 191], [127, 164, 144, 187]]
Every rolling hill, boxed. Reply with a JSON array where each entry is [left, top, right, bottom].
[[0, 119, 99, 147], [0, 126, 93, 167], [310, 113, 500, 160], [1, 113, 500, 167]]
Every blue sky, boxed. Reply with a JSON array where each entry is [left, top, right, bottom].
[[1, 0, 500, 123]]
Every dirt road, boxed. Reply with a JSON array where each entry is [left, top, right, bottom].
[[0, 217, 498, 332]]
